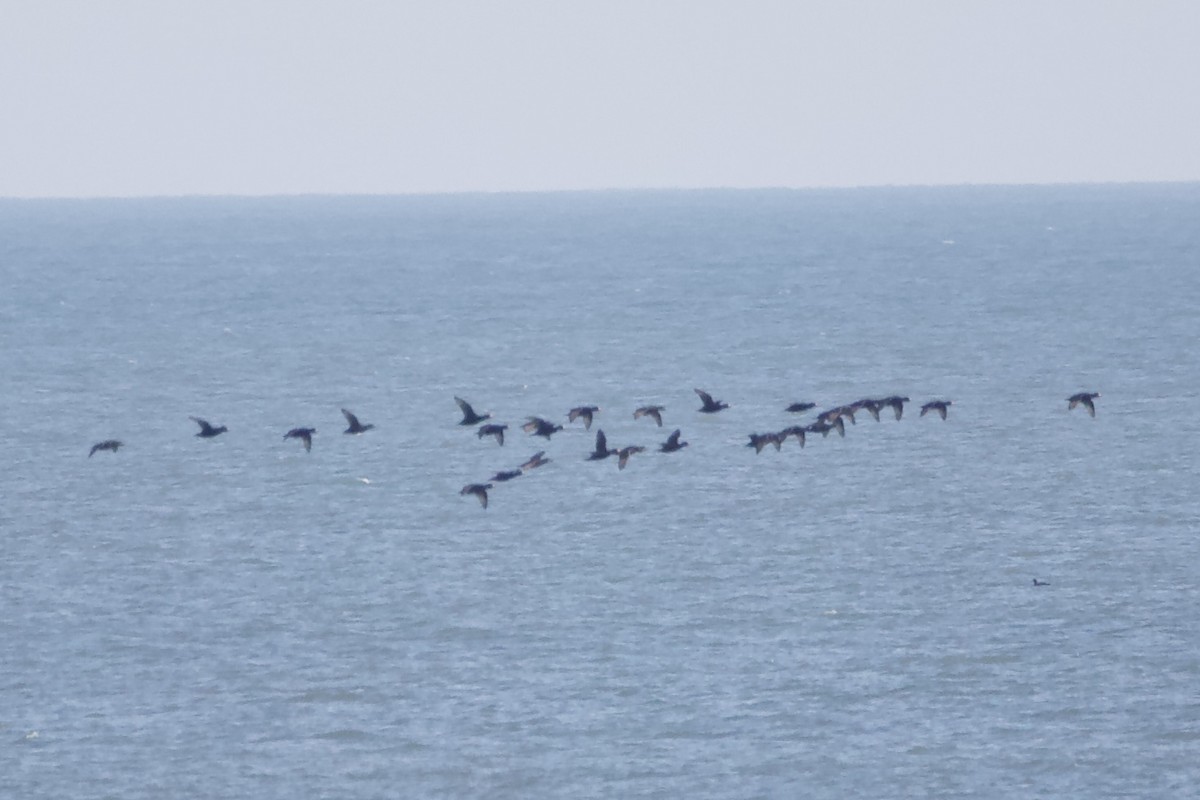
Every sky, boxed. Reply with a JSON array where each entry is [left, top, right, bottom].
[[3, 1, 1199, 197]]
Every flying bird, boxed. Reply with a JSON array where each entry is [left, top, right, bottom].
[[89, 439, 122, 457], [490, 469, 523, 483], [477, 423, 507, 446], [568, 406, 600, 430], [460, 483, 492, 508], [695, 388, 729, 413], [634, 405, 665, 426], [747, 433, 782, 453], [455, 397, 491, 426], [617, 445, 645, 470], [920, 400, 951, 420], [1068, 392, 1100, 417], [522, 416, 563, 439], [341, 408, 374, 434], [520, 451, 551, 471], [587, 429, 618, 461], [190, 417, 227, 438], [880, 396, 910, 420], [659, 429, 688, 453], [284, 427, 316, 452], [786, 402, 816, 413]]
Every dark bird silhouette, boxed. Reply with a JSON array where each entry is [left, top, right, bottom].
[[455, 397, 491, 426], [523, 416, 563, 439], [190, 417, 227, 438], [854, 399, 882, 421], [477, 423, 507, 446], [806, 421, 835, 438], [659, 429, 688, 453], [617, 445, 645, 470], [634, 405, 665, 426], [781, 425, 806, 448], [568, 405, 600, 430], [490, 469, 523, 483], [880, 395, 910, 420], [587, 429, 618, 461], [284, 427, 316, 452], [747, 432, 782, 453], [786, 402, 817, 413], [920, 400, 951, 420], [1068, 392, 1100, 417], [520, 451, 551, 471], [695, 388, 729, 413], [819, 405, 857, 426], [1032, 578, 1050, 587], [341, 408, 374, 434], [460, 483, 492, 508], [89, 439, 122, 457]]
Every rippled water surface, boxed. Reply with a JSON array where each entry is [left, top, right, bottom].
[[3, 186, 1199, 798]]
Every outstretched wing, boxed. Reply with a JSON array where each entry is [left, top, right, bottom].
[[342, 408, 360, 428], [190, 416, 214, 434], [595, 429, 608, 452], [665, 429, 680, 447], [694, 388, 714, 405], [455, 397, 476, 416]]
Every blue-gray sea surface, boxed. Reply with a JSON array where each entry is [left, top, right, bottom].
[[2, 186, 1199, 798]]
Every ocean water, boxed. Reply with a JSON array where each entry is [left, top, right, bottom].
[[2, 185, 1198, 798]]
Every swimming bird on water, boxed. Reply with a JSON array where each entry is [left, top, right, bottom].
[[568, 406, 600, 430], [89, 439, 122, 457], [695, 388, 729, 413], [1032, 578, 1050, 587], [190, 417, 227, 438], [523, 416, 563, 439], [520, 451, 551, 471], [477, 423, 507, 446], [587, 429, 618, 461], [284, 427, 316, 452], [341, 408, 374, 434], [659, 429, 688, 453], [455, 397, 491, 426], [786, 401, 816, 413], [460, 483, 492, 508], [920, 400, 952, 420], [634, 405, 665, 426], [1068, 392, 1100, 417], [617, 445, 645, 470]]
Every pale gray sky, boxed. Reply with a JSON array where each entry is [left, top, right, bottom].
[[3, 1, 1199, 197]]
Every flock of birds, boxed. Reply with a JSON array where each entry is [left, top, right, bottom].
[[85, 390, 1103, 513]]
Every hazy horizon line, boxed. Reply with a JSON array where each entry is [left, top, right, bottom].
[[3, 178, 1198, 203]]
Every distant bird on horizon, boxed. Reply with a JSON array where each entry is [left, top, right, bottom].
[[522, 416, 563, 439], [634, 405, 665, 427], [1068, 392, 1100, 417], [587, 429, 618, 461], [341, 408, 374, 434], [659, 429, 688, 453], [190, 417, 227, 438], [568, 405, 600, 430], [455, 397, 491, 426], [284, 427, 316, 452], [920, 400, 951, 420], [477, 423, 507, 446], [695, 388, 729, 413], [89, 439, 122, 457], [460, 483, 492, 508], [617, 445, 645, 470], [786, 402, 817, 413]]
